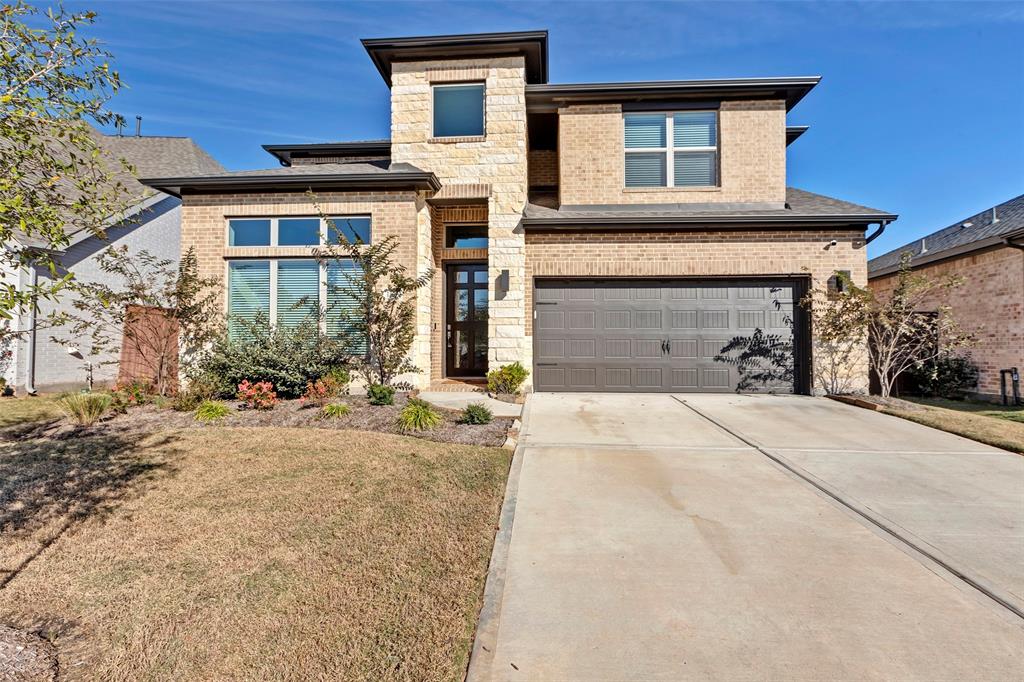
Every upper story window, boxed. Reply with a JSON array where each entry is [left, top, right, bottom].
[[227, 216, 371, 247], [433, 83, 485, 138], [624, 111, 718, 188]]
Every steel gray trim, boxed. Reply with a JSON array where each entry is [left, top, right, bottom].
[[139, 171, 441, 197]]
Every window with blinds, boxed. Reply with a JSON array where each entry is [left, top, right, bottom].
[[624, 111, 718, 188], [326, 260, 367, 354], [228, 261, 270, 338], [276, 260, 320, 328]]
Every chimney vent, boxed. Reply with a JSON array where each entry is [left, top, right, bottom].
[[135, 115, 142, 137]]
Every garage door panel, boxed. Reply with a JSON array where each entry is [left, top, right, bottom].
[[534, 278, 803, 393]]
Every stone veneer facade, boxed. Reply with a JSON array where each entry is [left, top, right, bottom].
[[870, 246, 1024, 400]]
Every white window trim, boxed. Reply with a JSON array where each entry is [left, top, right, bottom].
[[431, 82, 486, 139], [623, 111, 719, 188], [225, 216, 371, 248]]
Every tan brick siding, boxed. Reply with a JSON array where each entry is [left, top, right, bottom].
[[525, 229, 869, 391], [870, 246, 1024, 399], [528, 149, 558, 187], [557, 100, 786, 206]]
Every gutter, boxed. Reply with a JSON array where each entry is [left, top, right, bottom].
[[521, 213, 898, 231], [138, 171, 441, 198], [864, 219, 890, 245], [24, 267, 37, 395]]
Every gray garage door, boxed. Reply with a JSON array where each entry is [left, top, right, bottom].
[[533, 279, 804, 393]]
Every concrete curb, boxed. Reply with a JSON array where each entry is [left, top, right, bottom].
[[674, 397, 1024, 621], [464, 395, 533, 682]]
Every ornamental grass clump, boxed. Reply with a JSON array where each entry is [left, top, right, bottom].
[[322, 402, 351, 419], [237, 380, 277, 410], [194, 400, 230, 422], [57, 392, 113, 426], [397, 398, 442, 432], [458, 402, 493, 425]]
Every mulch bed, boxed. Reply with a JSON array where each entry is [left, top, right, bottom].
[[0, 625, 57, 682], [0, 393, 513, 448]]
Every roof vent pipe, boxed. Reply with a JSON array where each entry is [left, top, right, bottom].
[[920, 237, 927, 254], [135, 115, 142, 137], [992, 207, 1000, 224]]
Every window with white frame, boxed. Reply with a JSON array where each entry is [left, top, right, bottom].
[[624, 111, 718, 188], [225, 216, 369, 349]]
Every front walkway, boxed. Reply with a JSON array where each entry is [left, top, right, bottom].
[[471, 393, 1024, 681]]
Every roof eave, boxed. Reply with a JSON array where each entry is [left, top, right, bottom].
[[786, 126, 809, 146], [261, 142, 393, 166], [522, 213, 897, 231], [139, 172, 441, 198]]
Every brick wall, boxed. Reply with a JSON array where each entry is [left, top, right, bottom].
[[528, 149, 558, 187], [870, 246, 1024, 400], [558, 100, 787, 206], [525, 228, 869, 391]]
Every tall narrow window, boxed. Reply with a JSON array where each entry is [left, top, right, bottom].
[[228, 261, 270, 338], [433, 83, 485, 138], [326, 260, 367, 353], [624, 111, 718, 188], [276, 260, 320, 328]]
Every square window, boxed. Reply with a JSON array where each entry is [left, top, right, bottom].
[[229, 219, 271, 246], [327, 216, 371, 245], [623, 110, 718, 188], [433, 83, 485, 138], [625, 152, 667, 188], [278, 218, 321, 246], [673, 151, 717, 187], [446, 225, 488, 249]]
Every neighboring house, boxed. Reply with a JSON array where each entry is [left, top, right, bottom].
[[6, 131, 223, 394], [868, 194, 1024, 401], [140, 30, 895, 394]]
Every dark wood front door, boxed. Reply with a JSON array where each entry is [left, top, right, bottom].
[[446, 263, 488, 377]]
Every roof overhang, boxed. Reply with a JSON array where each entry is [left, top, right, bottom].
[[869, 227, 1024, 278], [522, 212, 897, 232], [262, 141, 392, 166], [362, 30, 549, 87], [139, 171, 441, 198], [786, 126, 809, 146], [525, 76, 821, 112]]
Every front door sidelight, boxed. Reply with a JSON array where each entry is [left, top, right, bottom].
[[446, 263, 488, 376]]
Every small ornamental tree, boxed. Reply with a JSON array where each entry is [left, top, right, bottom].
[[2, 2, 134, 338], [800, 271, 871, 395], [58, 246, 221, 395], [313, 199, 432, 387]]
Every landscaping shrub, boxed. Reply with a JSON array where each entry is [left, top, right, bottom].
[[367, 383, 396, 406], [906, 353, 979, 399], [110, 379, 155, 410], [458, 402, 493, 425], [397, 398, 442, 431], [322, 402, 351, 419], [237, 380, 277, 410], [325, 366, 351, 389], [301, 375, 345, 408], [172, 375, 221, 412], [57, 392, 113, 426], [191, 319, 350, 399], [194, 400, 230, 422], [487, 362, 529, 395]]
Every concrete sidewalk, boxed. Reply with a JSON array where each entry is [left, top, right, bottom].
[[472, 393, 1024, 681]]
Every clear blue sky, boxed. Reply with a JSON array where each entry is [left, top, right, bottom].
[[74, 0, 1023, 258]]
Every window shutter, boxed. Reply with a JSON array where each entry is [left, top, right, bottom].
[[625, 152, 667, 187], [326, 260, 367, 354], [228, 261, 270, 338], [673, 111, 717, 148], [276, 260, 319, 328], [624, 114, 666, 148], [673, 151, 717, 187]]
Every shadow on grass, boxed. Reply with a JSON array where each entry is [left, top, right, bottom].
[[0, 431, 181, 589]]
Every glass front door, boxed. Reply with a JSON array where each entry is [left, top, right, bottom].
[[446, 263, 488, 376]]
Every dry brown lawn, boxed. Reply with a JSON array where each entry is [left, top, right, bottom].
[[0, 396, 63, 429], [873, 397, 1024, 454], [0, 427, 510, 681]]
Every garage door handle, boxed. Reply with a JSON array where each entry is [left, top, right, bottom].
[[662, 339, 670, 354]]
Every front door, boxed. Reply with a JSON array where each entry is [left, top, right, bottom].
[[446, 263, 488, 377]]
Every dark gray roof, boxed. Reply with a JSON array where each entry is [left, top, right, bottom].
[[100, 135, 224, 179], [139, 161, 440, 196], [522, 187, 895, 229], [868, 194, 1024, 276]]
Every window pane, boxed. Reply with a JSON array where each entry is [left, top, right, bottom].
[[624, 114, 666, 148], [473, 269, 488, 283], [327, 216, 371, 245], [625, 152, 667, 187], [433, 84, 485, 137], [674, 151, 717, 187], [326, 260, 367, 353], [446, 225, 488, 249], [674, 111, 717, 148], [473, 289, 488, 320], [278, 218, 321, 246], [276, 260, 319, 328], [228, 261, 270, 338], [229, 219, 270, 247]]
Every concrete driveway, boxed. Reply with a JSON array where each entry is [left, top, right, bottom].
[[471, 393, 1024, 681]]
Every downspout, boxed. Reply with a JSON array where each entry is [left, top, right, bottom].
[[24, 266, 38, 395], [864, 220, 889, 245]]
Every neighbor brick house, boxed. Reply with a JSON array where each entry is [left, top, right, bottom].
[[869, 194, 1024, 401], [141, 30, 896, 394]]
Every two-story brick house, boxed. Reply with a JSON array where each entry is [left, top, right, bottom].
[[142, 30, 896, 394]]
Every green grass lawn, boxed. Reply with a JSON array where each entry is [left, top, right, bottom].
[[0, 427, 511, 680], [0, 396, 64, 429], [879, 397, 1024, 453]]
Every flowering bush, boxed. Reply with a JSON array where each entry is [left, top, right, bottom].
[[111, 379, 155, 407], [300, 376, 343, 408], [237, 380, 277, 410]]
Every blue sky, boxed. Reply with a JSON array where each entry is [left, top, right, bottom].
[[74, 0, 1023, 258]]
